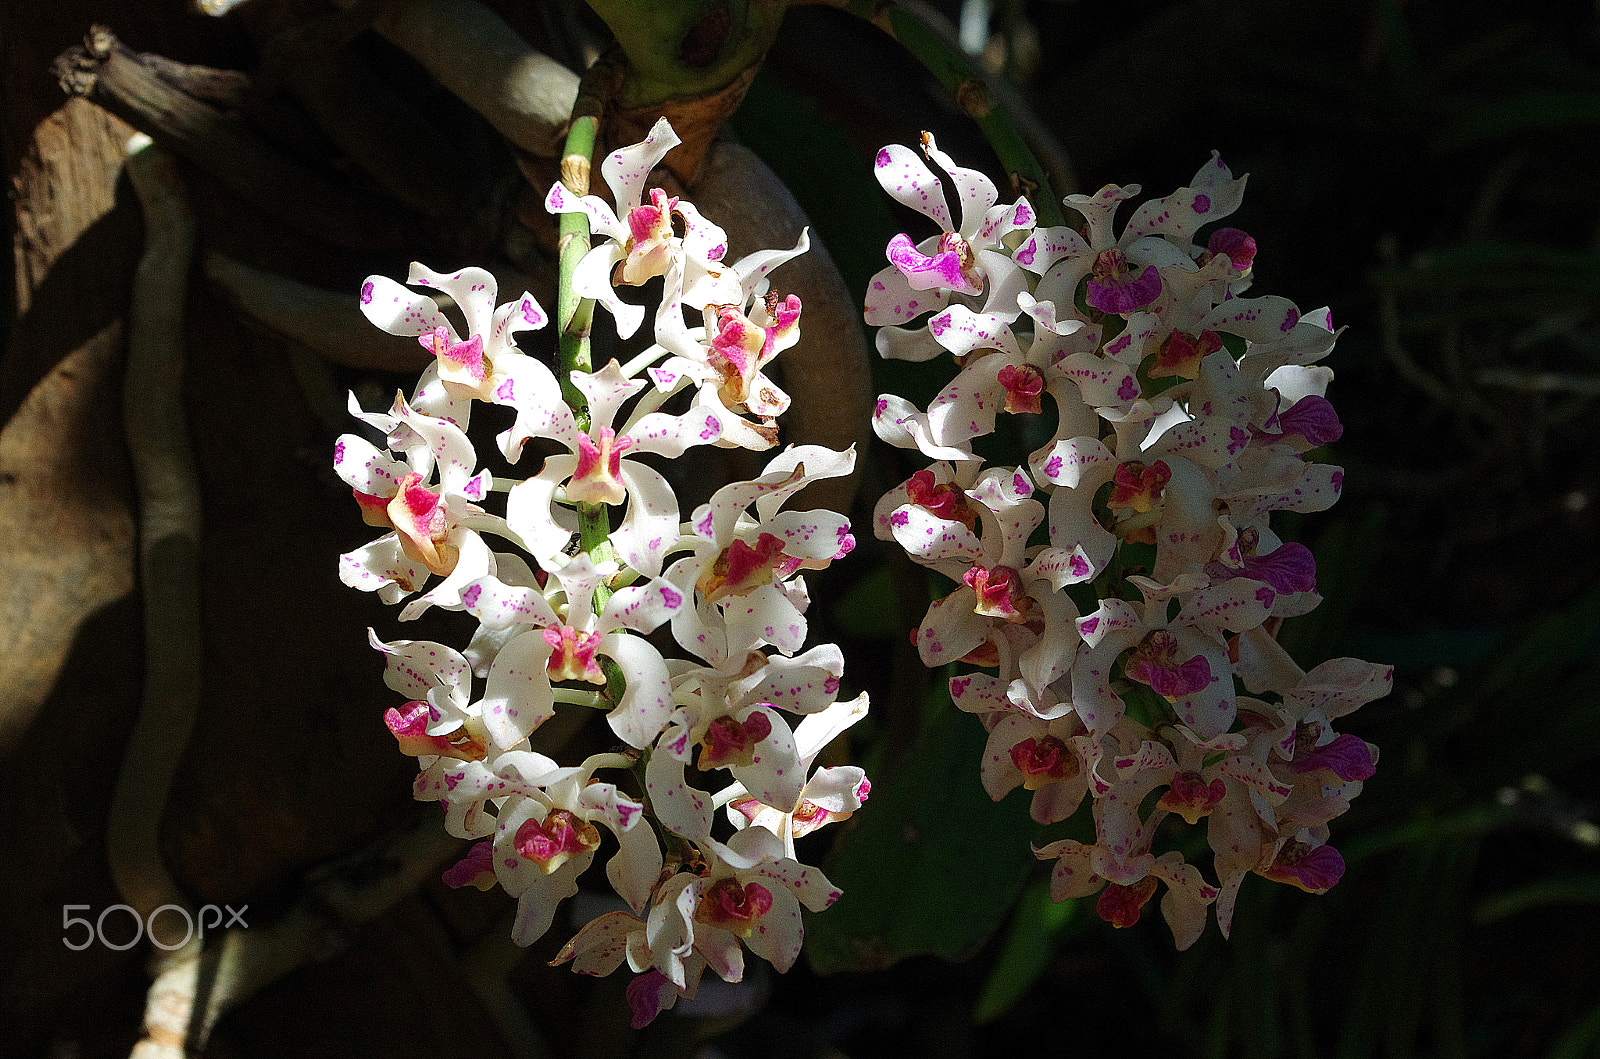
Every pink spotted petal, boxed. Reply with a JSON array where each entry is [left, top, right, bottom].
[[493, 355, 580, 462], [864, 263, 945, 329], [916, 589, 991, 667], [600, 632, 675, 749], [601, 117, 681, 220], [874, 142, 953, 230], [359, 274, 450, 338], [543, 180, 626, 243], [728, 707, 803, 811], [921, 131, 998, 237], [611, 463, 680, 580], [479, 630, 557, 750], [572, 243, 646, 338], [599, 576, 686, 635], [927, 304, 1022, 358], [644, 751, 714, 843], [407, 263, 498, 344], [555, 910, 641, 977], [729, 227, 811, 304]]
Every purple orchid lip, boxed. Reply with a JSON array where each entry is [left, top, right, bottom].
[[1288, 733, 1376, 781], [1086, 261, 1163, 314], [1275, 394, 1344, 446], [886, 233, 983, 295], [1205, 541, 1317, 595]]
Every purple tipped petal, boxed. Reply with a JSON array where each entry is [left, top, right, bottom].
[[1208, 541, 1317, 595], [626, 970, 677, 1029], [1208, 227, 1257, 271]]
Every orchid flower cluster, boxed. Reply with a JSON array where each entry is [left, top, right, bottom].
[[335, 118, 869, 1026], [867, 133, 1392, 947]]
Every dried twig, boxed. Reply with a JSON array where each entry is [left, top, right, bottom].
[[129, 814, 464, 1058], [55, 27, 420, 251], [203, 252, 434, 373], [330, 0, 579, 157], [112, 135, 203, 947]]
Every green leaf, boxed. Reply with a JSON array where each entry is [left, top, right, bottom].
[[1547, 1002, 1600, 1059], [971, 879, 1079, 1024], [804, 691, 1037, 974], [1433, 91, 1600, 150], [1372, 574, 1600, 804], [729, 73, 895, 304], [1475, 872, 1600, 924], [830, 563, 900, 639]]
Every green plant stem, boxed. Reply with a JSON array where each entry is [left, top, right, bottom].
[[555, 58, 625, 590], [826, 0, 1065, 226], [583, 0, 788, 110], [556, 121, 598, 413], [556, 54, 624, 412]]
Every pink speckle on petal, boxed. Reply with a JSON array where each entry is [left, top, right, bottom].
[[360, 281, 374, 304], [1193, 193, 1212, 214]]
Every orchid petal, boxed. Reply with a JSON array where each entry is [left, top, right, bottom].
[[601, 117, 680, 219], [874, 143, 952, 230], [601, 632, 674, 748], [359, 274, 451, 337]]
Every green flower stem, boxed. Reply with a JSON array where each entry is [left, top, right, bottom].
[[554, 58, 626, 605], [555, 53, 625, 409], [579, 502, 614, 562], [555, 114, 598, 413], [584, 752, 639, 772], [827, 0, 1065, 227], [617, 340, 673, 380], [552, 687, 611, 709]]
